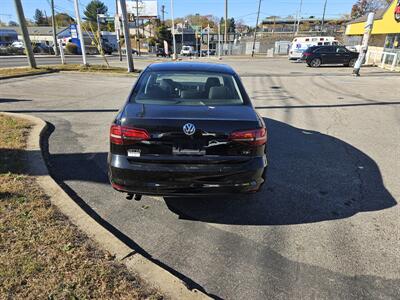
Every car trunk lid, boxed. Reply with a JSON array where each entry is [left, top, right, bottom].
[[111, 103, 264, 162]]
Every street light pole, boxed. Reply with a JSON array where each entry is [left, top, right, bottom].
[[50, 0, 59, 55], [73, 0, 87, 65], [120, 0, 134, 71], [135, 0, 141, 55], [224, 0, 228, 46], [321, 0, 328, 32], [13, 0, 36, 68], [296, 0, 303, 35], [251, 0, 262, 58], [115, 0, 122, 61], [170, 0, 177, 59]]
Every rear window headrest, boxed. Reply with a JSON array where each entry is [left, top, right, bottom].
[[205, 77, 221, 89], [181, 89, 201, 99], [160, 78, 173, 90], [209, 86, 229, 99]]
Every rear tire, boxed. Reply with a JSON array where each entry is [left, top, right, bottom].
[[310, 58, 321, 67]]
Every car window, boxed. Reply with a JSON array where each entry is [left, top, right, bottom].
[[315, 46, 334, 53], [336, 47, 347, 53], [131, 71, 244, 106]]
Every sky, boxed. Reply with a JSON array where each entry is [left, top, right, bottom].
[[1, 0, 355, 25]]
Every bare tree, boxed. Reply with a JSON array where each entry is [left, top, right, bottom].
[[351, 0, 391, 19]]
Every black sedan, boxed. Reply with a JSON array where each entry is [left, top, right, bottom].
[[302, 45, 359, 67], [108, 62, 268, 199]]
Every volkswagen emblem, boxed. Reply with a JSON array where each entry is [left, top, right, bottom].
[[183, 123, 196, 136]]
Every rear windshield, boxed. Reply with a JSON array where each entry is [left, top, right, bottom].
[[130, 71, 244, 106]]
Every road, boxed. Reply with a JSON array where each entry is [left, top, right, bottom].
[[1, 58, 399, 299]]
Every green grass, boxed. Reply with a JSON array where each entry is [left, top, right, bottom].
[[0, 114, 162, 299], [0, 64, 141, 78]]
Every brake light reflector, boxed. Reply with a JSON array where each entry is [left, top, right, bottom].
[[229, 128, 267, 146], [303, 52, 312, 57], [110, 124, 150, 145]]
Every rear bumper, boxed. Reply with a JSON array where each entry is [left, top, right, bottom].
[[108, 154, 267, 196], [289, 52, 303, 59]]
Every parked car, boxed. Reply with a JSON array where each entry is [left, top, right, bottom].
[[32, 42, 55, 54], [201, 49, 216, 56], [180, 45, 196, 56], [108, 62, 268, 199], [121, 47, 139, 55], [101, 40, 114, 55], [11, 41, 24, 49], [156, 48, 170, 57], [302, 45, 359, 67]]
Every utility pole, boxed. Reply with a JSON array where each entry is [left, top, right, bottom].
[[251, 0, 262, 58], [115, 0, 122, 61], [321, 0, 328, 32], [207, 23, 210, 58], [224, 0, 228, 51], [73, 0, 87, 65], [182, 23, 184, 48], [96, 9, 103, 54], [195, 28, 198, 58], [50, 0, 59, 55], [353, 12, 374, 77], [170, 0, 177, 59], [161, 5, 165, 24], [120, 0, 134, 71], [296, 0, 303, 35], [136, 0, 141, 55], [13, 0, 36, 68], [218, 22, 221, 59]]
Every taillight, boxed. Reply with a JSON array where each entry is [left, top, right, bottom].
[[229, 128, 267, 146], [303, 52, 312, 57], [110, 124, 150, 145]]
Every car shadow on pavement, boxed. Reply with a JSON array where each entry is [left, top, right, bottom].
[[164, 118, 396, 225]]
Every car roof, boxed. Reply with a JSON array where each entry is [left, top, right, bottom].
[[146, 62, 236, 75]]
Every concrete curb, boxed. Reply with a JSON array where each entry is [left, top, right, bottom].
[[0, 70, 139, 81], [0, 70, 58, 81], [1, 112, 211, 300], [59, 70, 140, 77]]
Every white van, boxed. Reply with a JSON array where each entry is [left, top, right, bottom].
[[289, 36, 339, 60], [180, 45, 196, 56]]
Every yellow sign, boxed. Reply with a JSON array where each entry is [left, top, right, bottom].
[[346, 0, 400, 35]]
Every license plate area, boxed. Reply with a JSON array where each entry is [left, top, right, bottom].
[[172, 147, 206, 156], [172, 139, 206, 156]]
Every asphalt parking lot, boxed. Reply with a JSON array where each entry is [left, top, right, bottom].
[[1, 58, 399, 299]]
